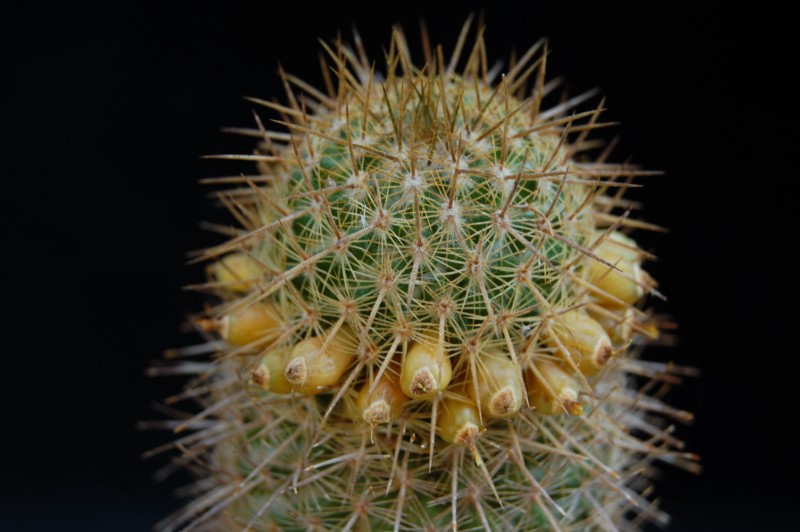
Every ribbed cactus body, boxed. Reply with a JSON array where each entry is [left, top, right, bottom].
[[158, 23, 695, 531]]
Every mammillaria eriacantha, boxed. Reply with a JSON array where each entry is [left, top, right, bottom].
[[152, 20, 697, 531]]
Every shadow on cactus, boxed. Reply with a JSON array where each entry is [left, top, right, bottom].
[[149, 18, 699, 531]]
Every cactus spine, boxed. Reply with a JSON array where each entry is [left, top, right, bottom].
[[155, 20, 697, 531]]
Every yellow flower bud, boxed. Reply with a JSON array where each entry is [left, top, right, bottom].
[[208, 253, 263, 293], [588, 305, 636, 346], [399, 334, 452, 400], [547, 309, 614, 376], [251, 347, 293, 394], [472, 351, 524, 418], [219, 303, 282, 347], [528, 361, 584, 416], [437, 396, 482, 445], [284, 323, 357, 395], [353, 372, 407, 426], [587, 232, 645, 306]]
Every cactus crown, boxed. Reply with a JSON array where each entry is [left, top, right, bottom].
[[154, 19, 697, 531]]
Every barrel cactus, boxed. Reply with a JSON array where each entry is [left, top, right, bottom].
[[154, 20, 697, 531]]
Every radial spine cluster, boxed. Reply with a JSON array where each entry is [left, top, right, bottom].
[[152, 19, 697, 531]]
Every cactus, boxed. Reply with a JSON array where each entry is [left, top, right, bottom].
[[153, 19, 697, 531]]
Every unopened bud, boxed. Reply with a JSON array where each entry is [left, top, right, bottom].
[[209, 253, 263, 293], [251, 347, 292, 394], [472, 351, 523, 418], [528, 361, 584, 416], [588, 305, 636, 346], [547, 309, 614, 376], [587, 232, 645, 306], [284, 323, 357, 395], [354, 372, 407, 426], [438, 396, 482, 445], [399, 334, 452, 400], [221, 303, 282, 347]]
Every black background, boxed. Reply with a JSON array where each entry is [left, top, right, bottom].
[[6, 2, 795, 530]]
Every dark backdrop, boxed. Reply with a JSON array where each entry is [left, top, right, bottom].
[[6, 2, 795, 530]]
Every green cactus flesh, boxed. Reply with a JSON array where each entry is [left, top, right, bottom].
[[156, 23, 696, 531]]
